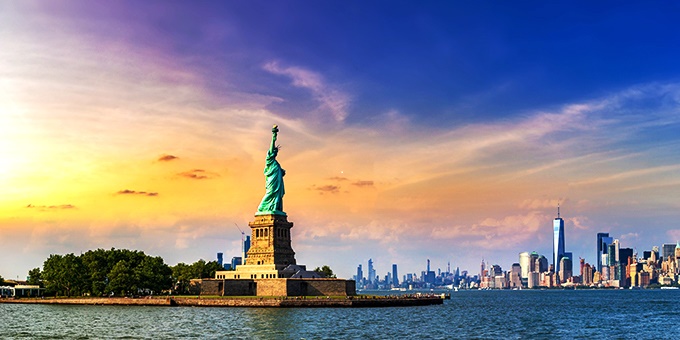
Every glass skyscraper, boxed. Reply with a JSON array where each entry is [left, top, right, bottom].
[[596, 232, 612, 273], [553, 206, 565, 278]]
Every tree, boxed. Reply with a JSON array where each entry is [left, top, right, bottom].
[[107, 260, 133, 296], [27, 268, 42, 286], [313, 265, 336, 278], [0, 274, 4, 286]]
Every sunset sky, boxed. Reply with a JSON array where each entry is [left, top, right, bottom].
[[3, 1, 680, 280]]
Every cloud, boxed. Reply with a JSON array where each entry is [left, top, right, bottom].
[[352, 180, 374, 188], [667, 230, 680, 243], [519, 198, 566, 210], [328, 176, 349, 182], [116, 190, 158, 197], [430, 211, 549, 249], [263, 61, 350, 122], [157, 154, 179, 162], [26, 204, 77, 211], [177, 169, 219, 180], [313, 185, 340, 194]]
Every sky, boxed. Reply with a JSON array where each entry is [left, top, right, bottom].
[[2, 1, 680, 281]]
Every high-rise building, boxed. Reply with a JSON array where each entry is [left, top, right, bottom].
[[597, 233, 613, 273], [392, 264, 399, 286], [559, 256, 572, 282], [242, 236, 251, 262], [661, 243, 675, 261], [553, 205, 565, 276], [519, 252, 530, 279], [367, 259, 375, 284], [217, 252, 224, 267], [356, 264, 363, 284], [536, 255, 549, 273]]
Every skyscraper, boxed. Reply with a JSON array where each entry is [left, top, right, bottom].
[[217, 252, 224, 267], [553, 205, 565, 277], [597, 233, 612, 273], [356, 264, 363, 284], [367, 259, 375, 284], [662, 243, 675, 261], [242, 235, 251, 262], [392, 264, 399, 286]]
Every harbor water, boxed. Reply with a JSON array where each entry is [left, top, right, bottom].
[[2, 289, 679, 339]]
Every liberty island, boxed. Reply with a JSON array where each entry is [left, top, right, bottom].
[[1, 125, 442, 308]]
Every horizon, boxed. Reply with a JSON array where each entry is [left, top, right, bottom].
[[3, 1, 680, 281]]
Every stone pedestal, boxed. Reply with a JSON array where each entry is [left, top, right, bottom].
[[246, 214, 296, 267]]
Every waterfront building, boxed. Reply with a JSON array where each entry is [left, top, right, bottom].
[[559, 257, 572, 282], [597, 233, 613, 273], [519, 252, 530, 279], [509, 263, 522, 288], [392, 264, 399, 286], [582, 263, 594, 286], [528, 272, 539, 288], [553, 205, 566, 278]]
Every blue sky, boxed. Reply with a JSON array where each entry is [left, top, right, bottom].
[[2, 1, 680, 280]]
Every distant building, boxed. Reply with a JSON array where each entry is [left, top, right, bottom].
[[356, 264, 363, 285], [368, 259, 375, 284], [230, 256, 242, 269], [662, 243, 675, 261], [217, 252, 224, 267], [597, 233, 613, 273], [559, 257, 572, 282], [519, 252, 530, 279], [392, 264, 399, 286], [553, 205, 566, 277]]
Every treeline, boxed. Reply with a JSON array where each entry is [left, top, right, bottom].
[[28, 248, 224, 297]]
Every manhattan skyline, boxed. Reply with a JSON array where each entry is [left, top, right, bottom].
[[3, 1, 680, 280]]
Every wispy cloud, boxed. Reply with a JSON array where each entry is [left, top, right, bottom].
[[116, 190, 158, 197], [263, 61, 350, 122], [157, 154, 179, 162], [177, 169, 219, 180], [352, 180, 374, 188], [26, 204, 77, 211], [312, 185, 340, 194]]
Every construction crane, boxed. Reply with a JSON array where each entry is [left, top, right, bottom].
[[234, 223, 247, 263]]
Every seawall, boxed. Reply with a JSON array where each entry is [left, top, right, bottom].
[[0, 295, 443, 308]]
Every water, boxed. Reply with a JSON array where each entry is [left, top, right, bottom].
[[2, 290, 679, 339]]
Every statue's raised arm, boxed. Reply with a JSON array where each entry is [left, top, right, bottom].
[[256, 125, 286, 216]]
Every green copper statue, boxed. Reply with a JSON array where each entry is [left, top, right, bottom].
[[256, 125, 286, 216]]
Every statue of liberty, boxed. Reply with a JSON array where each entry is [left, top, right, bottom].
[[256, 125, 286, 216]]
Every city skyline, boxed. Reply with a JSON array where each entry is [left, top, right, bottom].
[[3, 2, 680, 280]]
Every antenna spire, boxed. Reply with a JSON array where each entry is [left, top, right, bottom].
[[557, 203, 560, 218]]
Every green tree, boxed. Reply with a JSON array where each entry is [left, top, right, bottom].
[[135, 256, 172, 294], [42, 253, 87, 296], [27, 268, 42, 286], [313, 265, 336, 278], [107, 260, 133, 296], [81, 249, 112, 296], [171, 262, 193, 294]]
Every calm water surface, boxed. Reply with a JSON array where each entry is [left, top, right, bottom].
[[2, 290, 679, 339]]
